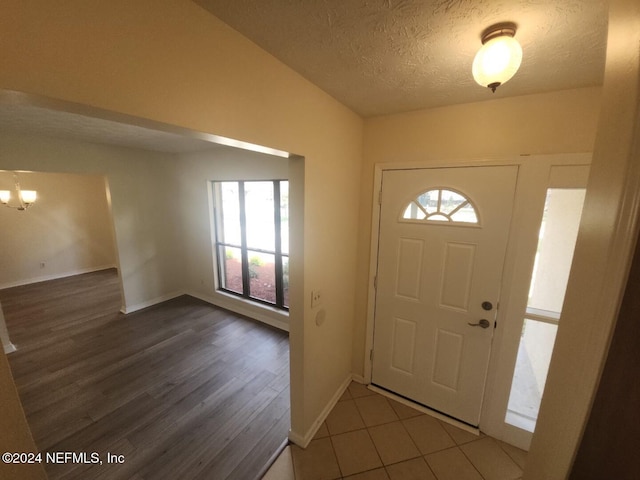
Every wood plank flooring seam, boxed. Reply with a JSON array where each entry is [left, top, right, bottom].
[[2, 269, 290, 480]]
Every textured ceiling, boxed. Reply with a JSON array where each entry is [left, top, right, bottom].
[[0, 1, 609, 153], [195, 0, 608, 117]]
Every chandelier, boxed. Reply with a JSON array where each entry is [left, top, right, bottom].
[[0, 173, 37, 211]]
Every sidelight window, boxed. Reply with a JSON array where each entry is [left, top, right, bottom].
[[505, 187, 586, 432], [213, 180, 289, 310]]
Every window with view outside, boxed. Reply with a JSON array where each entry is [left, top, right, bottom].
[[213, 180, 289, 310], [505, 188, 586, 432], [402, 188, 479, 224]]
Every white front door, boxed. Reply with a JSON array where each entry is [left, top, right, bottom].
[[372, 166, 518, 426]]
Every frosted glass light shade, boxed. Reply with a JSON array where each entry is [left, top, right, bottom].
[[20, 190, 37, 204], [472, 34, 522, 91], [0, 190, 10, 204]]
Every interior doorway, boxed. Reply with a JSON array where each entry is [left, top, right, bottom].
[[0, 96, 301, 476], [0, 170, 120, 294]]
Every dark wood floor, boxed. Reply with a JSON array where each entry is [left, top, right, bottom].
[[1, 269, 290, 480]]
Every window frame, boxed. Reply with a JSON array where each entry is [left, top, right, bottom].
[[400, 187, 480, 225], [504, 186, 586, 433], [212, 179, 289, 310]]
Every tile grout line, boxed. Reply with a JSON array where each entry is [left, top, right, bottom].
[[454, 443, 489, 480], [305, 384, 526, 480], [354, 389, 394, 477], [496, 440, 526, 471], [331, 385, 388, 479]]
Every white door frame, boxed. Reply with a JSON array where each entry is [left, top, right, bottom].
[[363, 154, 592, 448]]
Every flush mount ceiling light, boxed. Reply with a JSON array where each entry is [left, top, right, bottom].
[[472, 23, 522, 93], [0, 173, 37, 211]]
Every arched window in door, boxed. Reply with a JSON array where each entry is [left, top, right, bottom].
[[401, 188, 479, 224]]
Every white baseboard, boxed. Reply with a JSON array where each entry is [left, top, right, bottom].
[[0, 264, 117, 290], [120, 291, 184, 314], [3, 342, 17, 354], [288, 374, 354, 448], [120, 289, 290, 332], [187, 290, 289, 332]]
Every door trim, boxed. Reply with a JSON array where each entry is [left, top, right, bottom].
[[363, 154, 592, 448]]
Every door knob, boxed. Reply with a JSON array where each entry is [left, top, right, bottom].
[[468, 319, 491, 328]]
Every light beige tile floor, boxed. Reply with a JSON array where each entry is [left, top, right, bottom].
[[263, 382, 527, 480]]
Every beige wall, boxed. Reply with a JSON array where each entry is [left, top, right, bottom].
[[0, 133, 184, 312], [173, 146, 290, 328], [354, 87, 602, 375], [527, 0, 640, 477], [0, 0, 363, 446], [0, 171, 116, 289], [569, 208, 640, 479], [0, 136, 293, 326]]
